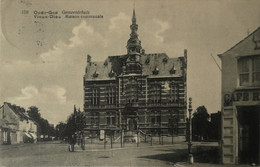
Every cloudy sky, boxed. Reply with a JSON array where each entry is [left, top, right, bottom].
[[1, 0, 260, 125]]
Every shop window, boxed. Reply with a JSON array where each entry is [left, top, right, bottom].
[[238, 55, 260, 87]]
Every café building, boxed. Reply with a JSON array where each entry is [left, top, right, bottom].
[[218, 27, 260, 164]]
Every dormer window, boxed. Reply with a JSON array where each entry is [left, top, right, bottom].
[[93, 71, 99, 78], [152, 66, 159, 75], [163, 57, 168, 63], [145, 58, 150, 65], [109, 69, 115, 78], [170, 66, 176, 74]]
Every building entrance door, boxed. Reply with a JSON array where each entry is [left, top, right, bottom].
[[237, 106, 260, 164], [128, 118, 137, 131]]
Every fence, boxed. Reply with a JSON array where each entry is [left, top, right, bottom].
[[76, 130, 185, 150]]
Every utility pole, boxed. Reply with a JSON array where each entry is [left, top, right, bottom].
[[188, 97, 193, 164]]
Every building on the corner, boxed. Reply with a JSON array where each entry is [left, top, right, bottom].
[[218, 27, 260, 164], [0, 102, 38, 144], [83, 9, 187, 140]]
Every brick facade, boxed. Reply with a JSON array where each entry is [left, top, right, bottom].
[[83, 9, 187, 137]]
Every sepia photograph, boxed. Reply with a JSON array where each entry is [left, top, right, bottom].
[[0, 0, 260, 166]]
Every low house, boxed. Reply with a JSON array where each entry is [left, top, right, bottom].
[[0, 102, 38, 144]]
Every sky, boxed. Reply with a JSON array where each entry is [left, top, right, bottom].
[[0, 0, 260, 125]]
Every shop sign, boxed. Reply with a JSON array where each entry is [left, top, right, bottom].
[[224, 91, 260, 106]]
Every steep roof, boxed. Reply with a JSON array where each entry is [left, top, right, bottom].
[[84, 57, 119, 81], [219, 26, 260, 58], [4, 102, 30, 121], [84, 53, 186, 81], [141, 53, 185, 78]]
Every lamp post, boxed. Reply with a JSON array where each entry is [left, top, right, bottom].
[[188, 97, 193, 164]]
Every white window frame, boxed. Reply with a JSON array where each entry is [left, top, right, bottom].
[[237, 55, 260, 87]]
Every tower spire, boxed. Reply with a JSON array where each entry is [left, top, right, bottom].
[[127, 8, 142, 54], [132, 8, 136, 24]]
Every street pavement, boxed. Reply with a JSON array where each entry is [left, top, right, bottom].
[[0, 141, 258, 167]]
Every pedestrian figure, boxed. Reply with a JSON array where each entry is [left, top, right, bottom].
[[68, 134, 76, 152], [80, 131, 85, 150]]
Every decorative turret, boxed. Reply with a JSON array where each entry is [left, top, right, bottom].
[[126, 9, 142, 55]]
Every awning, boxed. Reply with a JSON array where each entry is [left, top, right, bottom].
[[29, 132, 37, 140], [24, 132, 33, 138]]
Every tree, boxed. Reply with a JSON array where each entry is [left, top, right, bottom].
[[168, 115, 179, 135], [27, 106, 52, 139], [192, 105, 210, 141], [11, 104, 26, 113], [27, 106, 42, 136], [27, 106, 41, 121], [64, 107, 86, 137], [55, 122, 67, 140]]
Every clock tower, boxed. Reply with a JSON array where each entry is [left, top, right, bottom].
[[125, 9, 142, 74]]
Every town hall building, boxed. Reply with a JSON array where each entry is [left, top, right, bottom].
[[83, 9, 187, 139]]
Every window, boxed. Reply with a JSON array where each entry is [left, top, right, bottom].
[[107, 112, 116, 126], [90, 112, 99, 126], [238, 58, 250, 86], [126, 78, 138, 103], [238, 56, 260, 86], [151, 84, 161, 103], [150, 111, 161, 125], [253, 56, 260, 83], [170, 84, 179, 103], [91, 88, 100, 105], [107, 87, 116, 105]]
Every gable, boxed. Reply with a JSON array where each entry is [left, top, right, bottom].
[[220, 27, 260, 58]]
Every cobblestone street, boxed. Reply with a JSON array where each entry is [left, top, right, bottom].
[[0, 141, 257, 167]]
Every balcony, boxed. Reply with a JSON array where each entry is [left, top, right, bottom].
[[85, 104, 118, 109], [119, 102, 184, 108], [85, 102, 185, 110]]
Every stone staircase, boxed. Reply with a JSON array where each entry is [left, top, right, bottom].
[[124, 131, 138, 143]]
